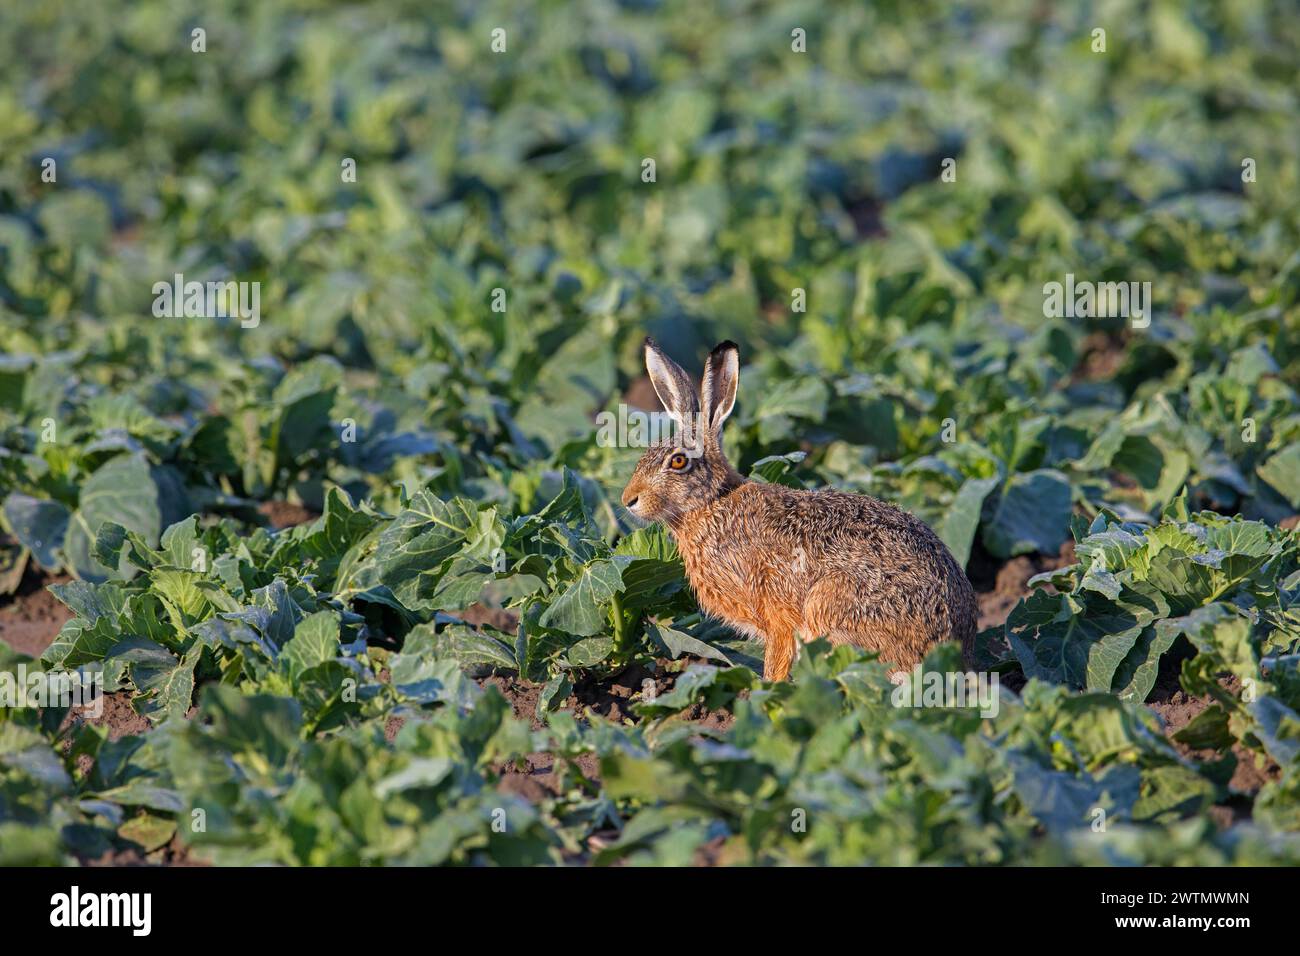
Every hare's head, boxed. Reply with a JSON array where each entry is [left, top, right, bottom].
[[621, 338, 744, 529]]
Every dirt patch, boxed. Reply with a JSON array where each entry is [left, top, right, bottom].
[[384, 714, 406, 742], [496, 754, 563, 802], [1069, 330, 1128, 383], [970, 539, 1076, 632], [81, 837, 204, 868], [1143, 648, 1206, 757], [679, 699, 736, 734], [569, 662, 671, 725], [0, 568, 72, 657], [57, 691, 194, 864], [1225, 747, 1281, 794], [479, 659, 694, 731], [81, 833, 203, 867], [1148, 670, 1280, 805], [58, 692, 156, 783], [456, 603, 520, 633], [496, 750, 603, 803], [257, 500, 319, 530], [482, 673, 546, 728], [71, 691, 154, 741]]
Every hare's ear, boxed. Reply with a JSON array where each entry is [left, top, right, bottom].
[[701, 340, 739, 434], [644, 337, 700, 427]]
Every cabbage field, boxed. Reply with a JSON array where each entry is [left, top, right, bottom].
[[2, 0, 1299, 867]]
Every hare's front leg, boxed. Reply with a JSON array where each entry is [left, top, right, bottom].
[[762, 630, 797, 682]]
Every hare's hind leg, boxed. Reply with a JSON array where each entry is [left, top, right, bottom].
[[802, 575, 930, 671]]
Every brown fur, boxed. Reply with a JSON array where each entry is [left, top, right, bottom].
[[622, 339, 977, 681]]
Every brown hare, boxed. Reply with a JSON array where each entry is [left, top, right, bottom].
[[621, 338, 977, 682]]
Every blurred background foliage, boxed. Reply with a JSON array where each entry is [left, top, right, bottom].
[[1, 0, 1298, 562]]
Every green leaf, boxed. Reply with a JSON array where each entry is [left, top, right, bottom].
[[63, 455, 187, 582], [369, 492, 479, 609], [539, 559, 624, 636], [1171, 705, 1233, 750], [748, 451, 807, 484], [934, 476, 998, 568], [1109, 619, 1182, 702], [537, 673, 573, 721], [1008, 755, 1139, 833], [118, 814, 177, 852], [282, 611, 340, 680], [440, 623, 518, 670], [388, 628, 482, 709], [271, 356, 342, 466], [566, 635, 615, 667], [1257, 443, 1300, 507], [616, 528, 685, 612], [2, 493, 69, 569], [132, 643, 200, 724], [1133, 765, 1214, 821], [982, 469, 1072, 558], [646, 620, 732, 664], [1007, 590, 1150, 690], [1248, 697, 1300, 766]]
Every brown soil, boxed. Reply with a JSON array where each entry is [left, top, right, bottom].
[[58, 691, 181, 781], [70, 691, 153, 741], [1069, 330, 1128, 383], [257, 500, 319, 529], [58, 691, 204, 865], [456, 603, 520, 633], [1147, 671, 1280, 808], [678, 699, 736, 734], [384, 714, 406, 742], [1225, 747, 1277, 796], [481, 659, 685, 731], [482, 673, 546, 728], [81, 834, 203, 867], [496, 750, 603, 803], [970, 539, 1076, 632], [0, 568, 72, 657], [569, 662, 675, 725]]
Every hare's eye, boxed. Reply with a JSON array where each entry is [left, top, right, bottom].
[[667, 452, 689, 471]]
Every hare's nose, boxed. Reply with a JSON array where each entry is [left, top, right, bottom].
[[622, 489, 640, 508]]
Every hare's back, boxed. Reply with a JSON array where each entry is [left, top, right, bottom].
[[736, 483, 948, 560]]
